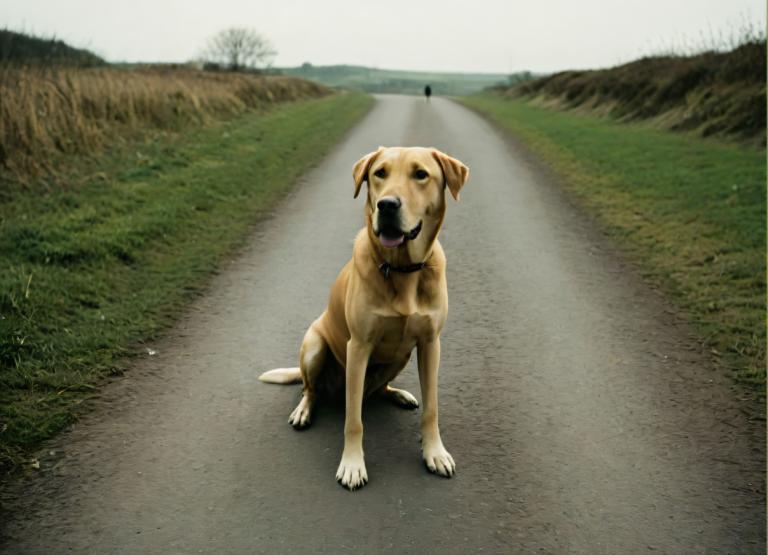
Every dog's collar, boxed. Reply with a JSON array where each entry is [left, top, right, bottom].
[[378, 260, 426, 279]]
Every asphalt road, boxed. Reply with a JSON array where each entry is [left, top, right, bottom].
[[1, 95, 764, 554]]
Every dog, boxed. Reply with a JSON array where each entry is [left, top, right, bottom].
[[260, 146, 469, 490]]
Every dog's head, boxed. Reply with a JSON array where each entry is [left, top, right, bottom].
[[352, 146, 469, 250]]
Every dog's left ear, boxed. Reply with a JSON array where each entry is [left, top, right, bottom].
[[352, 147, 384, 198], [431, 149, 469, 201]]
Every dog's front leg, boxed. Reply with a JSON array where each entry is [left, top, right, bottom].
[[417, 337, 455, 477], [335, 337, 372, 490]]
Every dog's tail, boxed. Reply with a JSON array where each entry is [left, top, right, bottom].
[[258, 367, 302, 384]]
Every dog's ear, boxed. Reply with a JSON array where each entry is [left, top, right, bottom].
[[431, 149, 469, 201], [352, 147, 385, 198]]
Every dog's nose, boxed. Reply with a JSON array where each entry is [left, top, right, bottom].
[[377, 197, 401, 214]]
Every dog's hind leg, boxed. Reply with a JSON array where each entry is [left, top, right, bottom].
[[288, 323, 327, 429], [378, 384, 419, 409], [259, 367, 302, 384]]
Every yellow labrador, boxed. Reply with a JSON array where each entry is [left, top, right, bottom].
[[260, 146, 469, 490]]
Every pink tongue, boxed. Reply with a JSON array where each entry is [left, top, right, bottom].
[[380, 234, 405, 248]]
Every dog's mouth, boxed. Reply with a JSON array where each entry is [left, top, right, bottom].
[[375, 220, 422, 249]]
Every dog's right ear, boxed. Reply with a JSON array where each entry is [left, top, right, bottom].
[[352, 147, 384, 198], [431, 149, 469, 201]]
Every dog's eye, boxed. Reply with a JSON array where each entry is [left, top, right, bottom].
[[414, 169, 429, 180], [373, 168, 386, 179]]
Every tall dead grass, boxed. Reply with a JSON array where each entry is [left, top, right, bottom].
[[0, 66, 329, 184]]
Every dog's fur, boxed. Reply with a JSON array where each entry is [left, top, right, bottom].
[[260, 146, 469, 490]]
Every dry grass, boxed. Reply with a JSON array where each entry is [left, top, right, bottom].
[[0, 66, 329, 184]]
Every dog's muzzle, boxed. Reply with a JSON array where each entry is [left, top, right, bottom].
[[375, 218, 422, 248]]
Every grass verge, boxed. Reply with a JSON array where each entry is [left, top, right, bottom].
[[0, 92, 373, 471], [460, 93, 765, 402]]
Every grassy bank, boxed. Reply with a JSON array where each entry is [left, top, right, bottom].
[[0, 67, 328, 184], [0, 92, 374, 471], [461, 94, 765, 399], [494, 39, 765, 145], [0, 29, 105, 67]]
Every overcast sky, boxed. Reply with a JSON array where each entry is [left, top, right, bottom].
[[3, 0, 765, 73]]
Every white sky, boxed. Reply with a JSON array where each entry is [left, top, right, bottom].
[[3, 0, 765, 73]]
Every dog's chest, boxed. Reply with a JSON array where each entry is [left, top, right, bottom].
[[370, 312, 434, 363]]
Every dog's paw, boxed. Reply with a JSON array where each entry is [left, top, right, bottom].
[[423, 443, 456, 478], [388, 387, 419, 409], [288, 395, 312, 429], [335, 454, 368, 491]]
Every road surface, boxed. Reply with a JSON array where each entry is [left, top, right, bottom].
[[1, 95, 764, 553]]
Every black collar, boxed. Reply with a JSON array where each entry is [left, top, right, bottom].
[[378, 260, 426, 278]]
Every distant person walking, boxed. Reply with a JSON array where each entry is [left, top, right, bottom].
[[424, 84, 432, 101]]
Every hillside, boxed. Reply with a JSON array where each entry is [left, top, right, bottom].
[[494, 40, 765, 144], [278, 64, 517, 96], [0, 29, 105, 66]]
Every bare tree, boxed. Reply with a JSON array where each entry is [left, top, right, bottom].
[[202, 28, 276, 71]]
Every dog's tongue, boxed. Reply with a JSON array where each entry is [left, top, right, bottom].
[[380, 234, 405, 248]]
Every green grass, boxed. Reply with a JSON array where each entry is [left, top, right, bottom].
[[0, 92, 373, 470], [461, 93, 765, 399]]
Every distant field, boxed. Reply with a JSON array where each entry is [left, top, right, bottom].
[[277, 64, 517, 96], [462, 94, 765, 398], [0, 92, 373, 471]]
